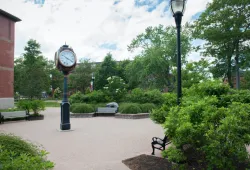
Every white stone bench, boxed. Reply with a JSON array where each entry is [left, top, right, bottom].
[[0, 111, 29, 123], [95, 107, 117, 116]]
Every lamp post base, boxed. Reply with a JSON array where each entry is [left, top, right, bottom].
[[60, 123, 71, 130], [60, 102, 71, 130]]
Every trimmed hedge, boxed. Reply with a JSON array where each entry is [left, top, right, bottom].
[[119, 103, 142, 114], [71, 103, 94, 113], [140, 103, 156, 113]]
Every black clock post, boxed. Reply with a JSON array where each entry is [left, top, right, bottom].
[[61, 71, 70, 130], [55, 44, 77, 131]]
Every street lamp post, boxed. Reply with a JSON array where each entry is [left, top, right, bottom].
[[170, 0, 187, 105]]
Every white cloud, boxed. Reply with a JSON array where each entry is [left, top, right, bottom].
[[0, 0, 211, 62]]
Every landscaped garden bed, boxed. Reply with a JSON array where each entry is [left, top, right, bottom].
[[70, 113, 95, 118], [28, 114, 44, 120], [115, 113, 149, 119]]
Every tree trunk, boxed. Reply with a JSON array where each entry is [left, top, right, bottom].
[[235, 41, 240, 90], [227, 55, 233, 88]]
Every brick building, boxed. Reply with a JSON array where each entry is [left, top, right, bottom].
[[0, 9, 21, 109]]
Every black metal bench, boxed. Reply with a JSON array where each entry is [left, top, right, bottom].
[[0, 111, 30, 124], [151, 135, 171, 155]]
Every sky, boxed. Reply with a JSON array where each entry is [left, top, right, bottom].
[[0, 0, 212, 62]]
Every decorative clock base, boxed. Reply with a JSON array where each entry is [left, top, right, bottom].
[[60, 102, 71, 130]]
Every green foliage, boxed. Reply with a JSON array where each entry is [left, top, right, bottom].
[[71, 103, 94, 113], [150, 92, 177, 124], [163, 80, 250, 169], [139, 103, 156, 113], [103, 76, 127, 102], [69, 91, 109, 104], [185, 80, 230, 98], [150, 107, 168, 124], [0, 133, 54, 169], [53, 87, 62, 99], [30, 100, 45, 114], [119, 103, 142, 114], [193, 0, 250, 87], [68, 59, 93, 93], [69, 91, 85, 104], [0, 133, 38, 156], [162, 146, 187, 163], [44, 101, 60, 107], [127, 25, 192, 89], [86, 90, 109, 103], [127, 88, 164, 104], [94, 53, 118, 90], [172, 59, 212, 89], [15, 39, 50, 99], [17, 100, 45, 114], [17, 100, 32, 114]]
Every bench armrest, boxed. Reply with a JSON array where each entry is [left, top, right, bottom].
[[152, 137, 163, 142]]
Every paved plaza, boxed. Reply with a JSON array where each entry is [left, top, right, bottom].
[[0, 108, 164, 170]]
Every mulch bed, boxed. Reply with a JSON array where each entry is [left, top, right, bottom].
[[122, 154, 173, 170], [122, 154, 250, 170]]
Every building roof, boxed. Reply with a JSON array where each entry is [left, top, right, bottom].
[[0, 9, 21, 22]]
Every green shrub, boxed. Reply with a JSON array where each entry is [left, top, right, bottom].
[[17, 100, 32, 114], [69, 91, 85, 104], [150, 93, 176, 124], [86, 90, 108, 103], [164, 97, 250, 169], [150, 107, 167, 124], [0, 133, 54, 169], [162, 146, 186, 163], [186, 80, 230, 97], [120, 103, 141, 114], [128, 88, 144, 103], [30, 100, 45, 114], [140, 103, 156, 113], [71, 103, 94, 113], [0, 133, 38, 156], [0, 146, 54, 170], [17, 100, 45, 114], [127, 88, 164, 104], [144, 89, 164, 104]]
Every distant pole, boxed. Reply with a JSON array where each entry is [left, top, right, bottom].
[[235, 41, 240, 89]]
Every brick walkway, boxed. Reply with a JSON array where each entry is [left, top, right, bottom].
[[0, 108, 164, 170]]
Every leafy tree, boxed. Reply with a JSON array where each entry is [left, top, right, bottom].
[[68, 59, 93, 93], [172, 59, 212, 88], [127, 25, 192, 89], [16, 39, 50, 99], [116, 59, 131, 84], [193, 0, 250, 88], [94, 53, 118, 90]]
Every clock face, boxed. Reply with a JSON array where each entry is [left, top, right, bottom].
[[59, 50, 76, 67]]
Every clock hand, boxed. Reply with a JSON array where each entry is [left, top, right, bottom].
[[65, 57, 74, 63]]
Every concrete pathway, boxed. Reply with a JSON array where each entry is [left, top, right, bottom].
[[0, 108, 164, 170]]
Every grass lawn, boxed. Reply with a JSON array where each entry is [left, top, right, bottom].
[[44, 102, 61, 107]]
